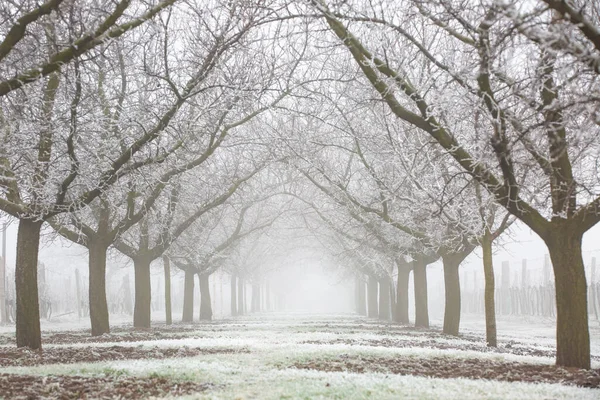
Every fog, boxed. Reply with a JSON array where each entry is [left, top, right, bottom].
[[2, 1, 600, 397], [0, 217, 598, 324]]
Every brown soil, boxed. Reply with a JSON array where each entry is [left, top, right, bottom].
[[299, 337, 560, 359], [0, 345, 248, 367], [42, 331, 190, 345], [0, 322, 241, 346], [0, 328, 203, 347], [0, 373, 216, 399], [292, 354, 600, 388]]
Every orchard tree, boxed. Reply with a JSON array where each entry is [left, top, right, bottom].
[[49, 46, 290, 335], [290, 88, 515, 335], [171, 196, 280, 321], [113, 154, 266, 328], [312, 0, 600, 368], [0, 0, 192, 349], [3, 0, 298, 344], [288, 173, 408, 321], [0, 0, 178, 97]]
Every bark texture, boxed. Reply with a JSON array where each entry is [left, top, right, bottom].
[[15, 219, 43, 349], [181, 268, 194, 323], [163, 256, 172, 325], [481, 232, 497, 347], [389, 279, 396, 320], [395, 264, 410, 324], [546, 229, 590, 369], [413, 259, 429, 328], [367, 275, 378, 318], [199, 274, 212, 321], [88, 240, 110, 336], [133, 258, 152, 328], [442, 255, 461, 336], [378, 277, 391, 321]]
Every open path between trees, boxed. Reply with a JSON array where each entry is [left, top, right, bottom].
[[0, 314, 599, 399]]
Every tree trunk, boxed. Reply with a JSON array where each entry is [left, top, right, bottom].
[[367, 274, 378, 318], [88, 240, 110, 336], [442, 255, 461, 336], [182, 268, 194, 323], [0, 223, 7, 325], [75, 268, 82, 318], [163, 256, 172, 325], [243, 282, 247, 314], [133, 257, 152, 329], [265, 281, 270, 311], [15, 219, 43, 349], [378, 277, 391, 320], [395, 264, 410, 324], [251, 282, 260, 313], [237, 277, 244, 316], [413, 259, 429, 328], [356, 274, 366, 316], [389, 279, 396, 320], [481, 232, 497, 347], [230, 274, 237, 316], [545, 229, 590, 369], [591, 258, 598, 321], [199, 274, 212, 321]]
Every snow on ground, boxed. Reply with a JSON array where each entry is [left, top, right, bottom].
[[1, 313, 599, 399], [3, 345, 598, 400], [457, 313, 600, 356]]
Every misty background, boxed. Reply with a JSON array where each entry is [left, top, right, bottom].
[[2, 218, 598, 323]]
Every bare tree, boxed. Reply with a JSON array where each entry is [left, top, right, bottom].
[[312, 0, 600, 368], [0, 0, 178, 97], [113, 159, 265, 328]]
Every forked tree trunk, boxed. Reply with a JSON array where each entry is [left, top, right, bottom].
[[133, 257, 152, 329], [378, 277, 391, 321], [395, 264, 410, 324], [199, 274, 212, 321], [163, 256, 172, 325], [413, 259, 429, 328], [545, 229, 590, 369], [88, 240, 110, 336], [182, 268, 194, 323], [367, 275, 378, 318], [231, 274, 237, 316], [237, 277, 244, 316], [481, 232, 497, 347], [15, 219, 43, 349], [356, 274, 366, 316], [442, 255, 461, 336]]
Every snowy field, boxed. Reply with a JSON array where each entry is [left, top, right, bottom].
[[1, 313, 599, 399]]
